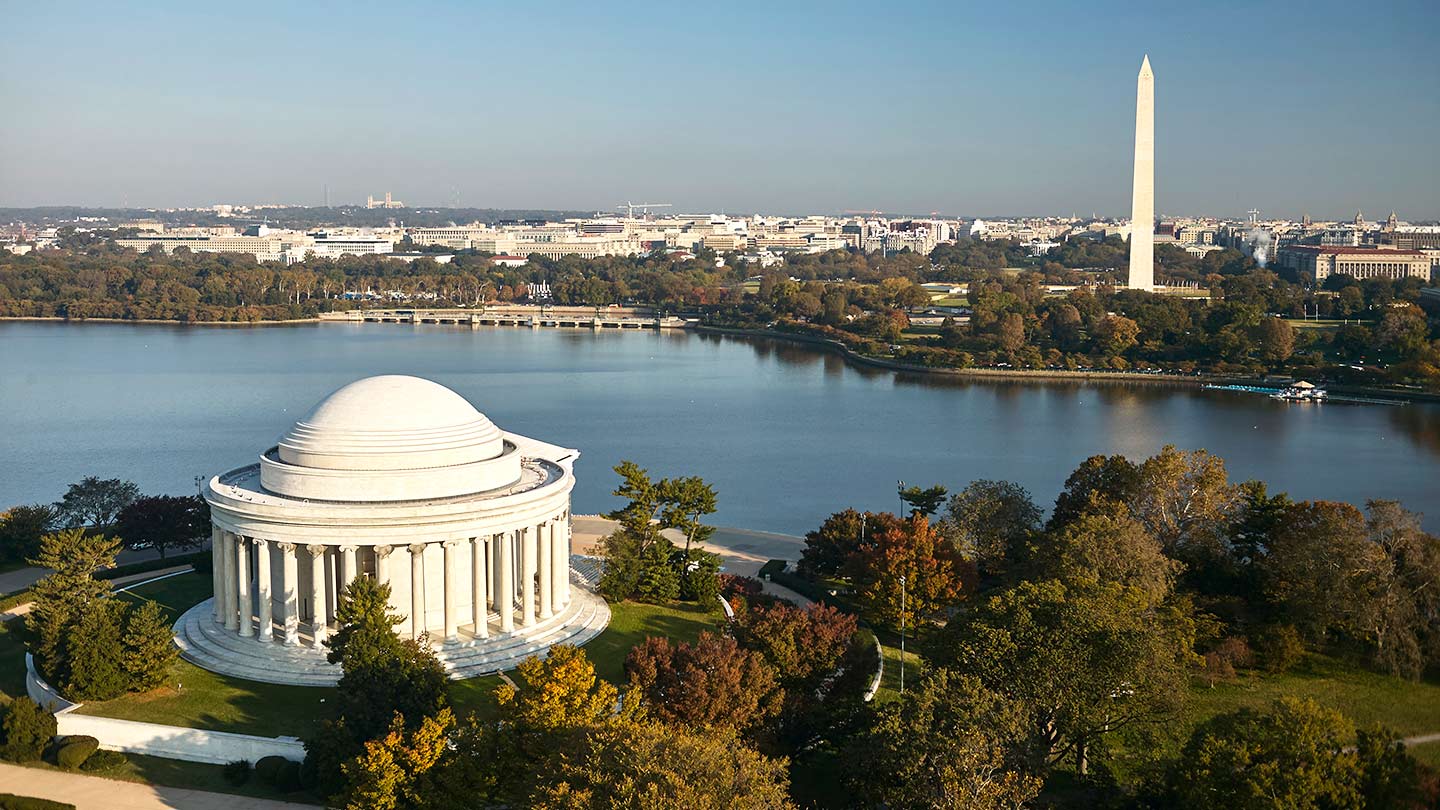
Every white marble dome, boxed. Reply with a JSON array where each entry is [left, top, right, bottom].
[[261, 375, 520, 502]]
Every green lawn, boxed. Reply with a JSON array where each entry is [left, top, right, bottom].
[[71, 576, 721, 736], [1183, 653, 1440, 740], [874, 641, 923, 704], [583, 600, 722, 684], [0, 619, 29, 701]]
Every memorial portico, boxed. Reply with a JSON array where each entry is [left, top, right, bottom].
[[175, 375, 610, 685]]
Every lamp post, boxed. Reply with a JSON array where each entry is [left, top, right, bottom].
[[899, 574, 907, 695]]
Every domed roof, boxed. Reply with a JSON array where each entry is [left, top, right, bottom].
[[274, 375, 508, 476], [303, 375, 485, 434]]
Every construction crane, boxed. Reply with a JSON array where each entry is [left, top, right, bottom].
[[617, 202, 672, 218]]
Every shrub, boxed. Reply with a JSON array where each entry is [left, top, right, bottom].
[[223, 759, 251, 786], [255, 754, 301, 790], [1255, 624, 1305, 674], [758, 560, 787, 579], [678, 551, 720, 603], [56, 736, 99, 770], [0, 795, 76, 810], [719, 574, 763, 600], [1, 698, 56, 763], [80, 749, 127, 772]]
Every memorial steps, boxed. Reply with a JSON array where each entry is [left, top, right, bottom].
[[174, 577, 611, 687]]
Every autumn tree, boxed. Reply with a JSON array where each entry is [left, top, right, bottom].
[[625, 632, 782, 734], [847, 515, 968, 629], [532, 720, 796, 810], [845, 669, 1041, 810], [1016, 508, 1179, 604], [798, 509, 898, 579], [337, 709, 454, 810]]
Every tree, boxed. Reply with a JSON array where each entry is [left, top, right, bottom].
[[54, 476, 140, 528], [899, 483, 948, 517], [1254, 316, 1295, 363], [1261, 501, 1380, 647], [498, 645, 626, 736], [848, 515, 968, 629], [605, 461, 664, 546], [1130, 446, 1238, 558], [65, 600, 129, 700], [845, 669, 1041, 810], [942, 480, 1042, 579], [1092, 313, 1140, 356], [657, 475, 717, 593], [1019, 508, 1179, 604], [1160, 698, 1422, 810], [26, 528, 120, 682], [634, 537, 680, 602], [1049, 454, 1140, 529], [337, 709, 454, 810], [1360, 500, 1440, 680], [0, 697, 56, 763], [0, 504, 57, 563], [933, 579, 1197, 775], [730, 602, 857, 691], [113, 494, 208, 558], [122, 598, 180, 691], [625, 632, 782, 734], [306, 576, 449, 798], [798, 509, 892, 579], [531, 720, 796, 810]]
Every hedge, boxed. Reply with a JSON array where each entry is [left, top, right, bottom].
[[79, 749, 127, 772], [56, 736, 99, 770], [0, 796, 75, 810]]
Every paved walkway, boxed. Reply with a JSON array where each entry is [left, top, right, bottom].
[[0, 541, 212, 596], [0, 763, 320, 810], [2, 565, 194, 623]]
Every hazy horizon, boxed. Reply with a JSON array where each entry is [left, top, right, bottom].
[[2, 1, 1436, 220]]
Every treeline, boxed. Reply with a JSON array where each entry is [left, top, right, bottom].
[[786, 445, 1440, 807]]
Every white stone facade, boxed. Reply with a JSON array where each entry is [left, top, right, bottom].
[[189, 375, 606, 683]]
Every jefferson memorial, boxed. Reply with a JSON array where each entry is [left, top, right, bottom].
[[173, 375, 610, 685]]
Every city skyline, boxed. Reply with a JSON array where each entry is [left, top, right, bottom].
[[1, 1, 1437, 219]]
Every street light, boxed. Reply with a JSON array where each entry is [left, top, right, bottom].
[[899, 574, 907, 695]]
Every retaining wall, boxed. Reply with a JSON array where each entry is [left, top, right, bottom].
[[26, 653, 304, 765]]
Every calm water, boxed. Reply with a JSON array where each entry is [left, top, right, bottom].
[[3, 321, 1438, 533]]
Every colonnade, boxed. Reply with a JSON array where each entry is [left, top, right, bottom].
[[210, 513, 573, 649]]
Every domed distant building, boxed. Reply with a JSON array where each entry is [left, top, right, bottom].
[[175, 375, 609, 685]]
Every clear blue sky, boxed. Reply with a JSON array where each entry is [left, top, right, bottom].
[[2, 0, 1436, 219]]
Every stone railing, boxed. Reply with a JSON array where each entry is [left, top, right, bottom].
[[862, 636, 884, 703], [26, 653, 303, 765]]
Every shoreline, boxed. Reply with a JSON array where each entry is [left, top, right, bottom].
[[5, 315, 1435, 403]]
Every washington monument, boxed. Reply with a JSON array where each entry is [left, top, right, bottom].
[[1128, 55, 1155, 291]]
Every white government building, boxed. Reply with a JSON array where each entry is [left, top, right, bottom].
[[174, 375, 609, 685]]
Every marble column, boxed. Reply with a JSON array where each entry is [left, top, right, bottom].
[[307, 544, 328, 649], [222, 532, 239, 631], [375, 544, 393, 587], [488, 533, 498, 610], [409, 543, 427, 640], [442, 541, 458, 641], [210, 526, 224, 622], [255, 538, 273, 642], [520, 527, 535, 628], [471, 536, 488, 639], [538, 518, 552, 613], [549, 519, 564, 614], [498, 531, 514, 633], [279, 542, 300, 646], [563, 515, 572, 603], [236, 537, 254, 637], [339, 545, 358, 599]]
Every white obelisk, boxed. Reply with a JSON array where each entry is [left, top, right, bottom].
[[1128, 55, 1155, 291]]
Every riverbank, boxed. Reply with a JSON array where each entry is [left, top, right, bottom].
[[0, 316, 322, 326], [692, 324, 1440, 403]]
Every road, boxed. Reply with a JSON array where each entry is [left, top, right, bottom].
[[0, 541, 211, 596], [0, 762, 319, 810]]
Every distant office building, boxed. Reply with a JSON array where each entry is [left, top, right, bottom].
[[1277, 245, 1429, 282]]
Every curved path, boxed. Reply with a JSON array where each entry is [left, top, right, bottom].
[[0, 762, 319, 810]]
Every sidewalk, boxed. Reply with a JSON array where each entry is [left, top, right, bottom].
[[0, 763, 320, 810], [1, 565, 194, 623], [0, 541, 212, 596]]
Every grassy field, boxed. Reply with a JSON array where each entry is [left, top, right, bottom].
[[1183, 653, 1440, 739], [69, 575, 721, 735], [874, 641, 923, 704], [0, 619, 29, 701], [582, 600, 722, 684]]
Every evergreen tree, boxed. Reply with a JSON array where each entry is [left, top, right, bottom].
[[122, 599, 180, 691], [25, 528, 119, 682], [1, 697, 57, 763], [65, 600, 129, 700], [635, 538, 679, 602]]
